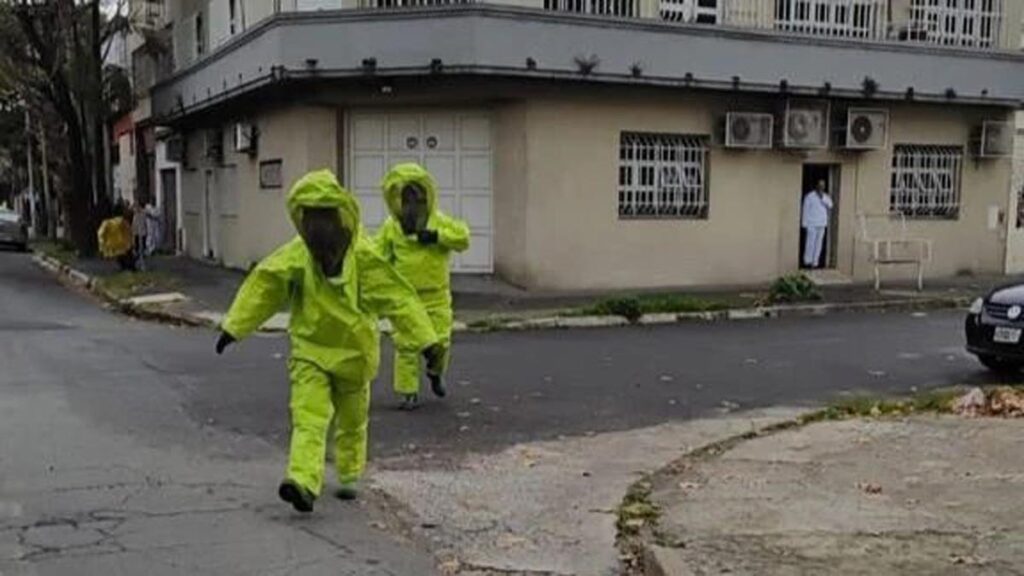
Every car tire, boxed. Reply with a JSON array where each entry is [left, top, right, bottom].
[[977, 355, 1022, 374]]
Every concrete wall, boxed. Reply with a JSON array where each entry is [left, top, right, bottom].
[[179, 104, 338, 268], [493, 101, 530, 287], [507, 94, 1013, 290]]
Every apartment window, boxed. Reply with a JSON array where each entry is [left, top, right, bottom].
[[544, 0, 637, 18], [194, 13, 205, 57], [775, 0, 886, 39], [229, 0, 237, 35], [619, 133, 709, 219], [890, 145, 963, 219], [660, 0, 719, 24], [909, 0, 1002, 48]]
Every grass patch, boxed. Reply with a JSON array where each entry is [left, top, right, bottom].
[[33, 239, 77, 265], [765, 274, 822, 304], [800, 387, 967, 424], [97, 271, 181, 300], [616, 478, 659, 537], [571, 294, 729, 323]]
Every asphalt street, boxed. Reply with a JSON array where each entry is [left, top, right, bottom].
[[0, 250, 996, 574]]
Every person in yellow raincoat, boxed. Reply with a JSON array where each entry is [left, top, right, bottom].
[[215, 169, 442, 513], [97, 202, 135, 271], [375, 163, 470, 410]]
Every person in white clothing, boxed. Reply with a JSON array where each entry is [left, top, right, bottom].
[[801, 179, 833, 269]]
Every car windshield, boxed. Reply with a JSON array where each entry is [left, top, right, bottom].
[[0, 210, 20, 223]]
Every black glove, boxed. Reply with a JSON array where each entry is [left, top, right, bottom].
[[215, 331, 236, 355], [422, 344, 444, 375], [417, 230, 439, 246]]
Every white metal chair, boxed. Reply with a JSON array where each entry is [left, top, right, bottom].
[[858, 212, 933, 291]]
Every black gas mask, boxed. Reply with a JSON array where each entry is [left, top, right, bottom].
[[300, 207, 351, 277], [399, 184, 430, 236]]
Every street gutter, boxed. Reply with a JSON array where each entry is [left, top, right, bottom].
[[34, 252, 971, 334]]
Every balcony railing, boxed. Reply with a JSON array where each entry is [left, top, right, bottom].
[[170, 0, 1010, 73]]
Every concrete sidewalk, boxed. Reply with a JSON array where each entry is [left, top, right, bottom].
[[37, 252, 1000, 333], [639, 414, 1024, 576]]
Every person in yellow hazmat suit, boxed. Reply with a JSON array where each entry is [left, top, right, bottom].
[[97, 202, 136, 271], [215, 169, 443, 513], [375, 163, 470, 410]]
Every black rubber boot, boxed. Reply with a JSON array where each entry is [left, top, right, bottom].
[[278, 479, 315, 513], [428, 372, 447, 398], [399, 394, 419, 411], [335, 482, 358, 501]]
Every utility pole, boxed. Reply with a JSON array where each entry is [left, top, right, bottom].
[[24, 108, 36, 238]]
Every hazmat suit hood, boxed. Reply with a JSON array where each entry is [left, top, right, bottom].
[[381, 163, 438, 222], [287, 169, 361, 238]]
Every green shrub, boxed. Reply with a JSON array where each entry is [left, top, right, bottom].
[[767, 274, 822, 304]]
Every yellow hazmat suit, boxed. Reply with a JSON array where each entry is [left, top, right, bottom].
[[221, 170, 438, 502], [97, 216, 133, 259], [375, 163, 470, 397]]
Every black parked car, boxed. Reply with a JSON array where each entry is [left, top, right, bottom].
[[965, 285, 1024, 372]]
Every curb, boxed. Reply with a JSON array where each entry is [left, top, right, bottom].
[[462, 296, 970, 333], [35, 252, 970, 334], [32, 253, 215, 329]]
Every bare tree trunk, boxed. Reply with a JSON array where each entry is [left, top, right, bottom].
[[39, 122, 57, 239]]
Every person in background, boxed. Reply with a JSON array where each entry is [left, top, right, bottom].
[[132, 201, 148, 271], [98, 201, 134, 271], [801, 179, 833, 269], [374, 163, 470, 411], [145, 201, 161, 256]]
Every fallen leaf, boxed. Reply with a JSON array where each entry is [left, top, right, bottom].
[[459, 425, 470, 433], [456, 412, 471, 419], [857, 482, 883, 495], [495, 533, 529, 549], [469, 397, 482, 405], [438, 558, 461, 575]]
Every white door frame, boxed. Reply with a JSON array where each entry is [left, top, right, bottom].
[[202, 168, 217, 260]]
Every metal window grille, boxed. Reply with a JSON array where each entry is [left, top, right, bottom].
[[619, 133, 709, 219], [890, 145, 963, 219], [660, 0, 720, 24], [544, 0, 638, 18], [908, 0, 1002, 48], [775, 0, 887, 39]]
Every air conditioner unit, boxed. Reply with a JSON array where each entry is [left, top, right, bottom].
[[783, 102, 829, 149], [976, 121, 1012, 158], [234, 122, 256, 153], [724, 112, 773, 149], [844, 108, 889, 150], [204, 129, 223, 163]]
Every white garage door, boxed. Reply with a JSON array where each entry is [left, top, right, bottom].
[[347, 111, 493, 273]]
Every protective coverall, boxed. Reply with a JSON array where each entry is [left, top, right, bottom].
[[97, 217, 132, 259], [375, 163, 470, 397], [221, 170, 438, 503]]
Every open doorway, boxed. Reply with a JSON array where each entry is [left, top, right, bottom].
[[799, 163, 840, 270]]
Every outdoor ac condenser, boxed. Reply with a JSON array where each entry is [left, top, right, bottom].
[[783, 101, 830, 149], [724, 112, 774, 149], [844, 108, 889, 150], [974, 121, 1012, 158]]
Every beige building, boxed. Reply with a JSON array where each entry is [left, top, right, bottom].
[[152, 0, 1024, 290]]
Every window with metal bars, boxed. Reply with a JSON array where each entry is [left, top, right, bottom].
[[908, 0, 1002, 48], [618, 133, 709, 219], [890, 145, 964, 219]]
